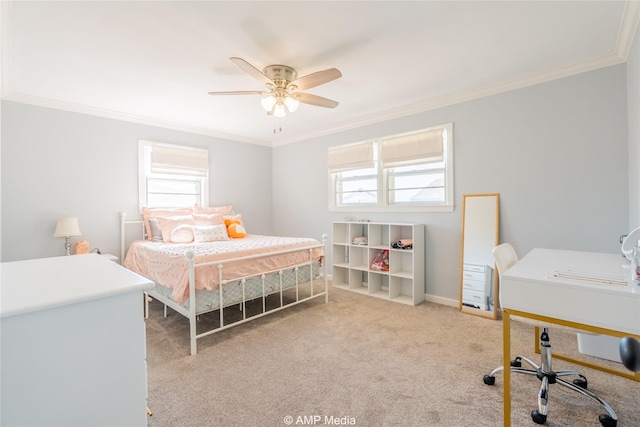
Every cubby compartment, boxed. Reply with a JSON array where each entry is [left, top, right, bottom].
[[349, 222, 368, 245], [332, 244, 349, 267], [332, 221, 424, 306], [349, 246, 370, 271], [389, 250, 413, 278], [368, 271, 390, 299], [389, 224, 413, 245], [367, 223, 389, 249], [333, 222, 350, 245], [390, 277, 417, 305], [348, 269, 369, 294], [332, 266, 349, 288]]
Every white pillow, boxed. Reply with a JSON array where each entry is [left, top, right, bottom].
[[193, 224, 229, 243], [170, 224, 194, 243]]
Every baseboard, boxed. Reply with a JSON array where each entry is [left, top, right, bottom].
[[424, 294, 458, 308], [327, 274, 458, 308]]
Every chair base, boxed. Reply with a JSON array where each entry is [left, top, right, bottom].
[[483, 330, 618, 426]]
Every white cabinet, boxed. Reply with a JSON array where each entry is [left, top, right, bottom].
[[1, 254, 153, 427], [461, 263, 492, 310], [332, 222, 425, 305]]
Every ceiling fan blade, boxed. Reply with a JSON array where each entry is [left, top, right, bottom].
[[289, 68, 342, 91], [296, 93, 339, 108], [208, 90, 266, 96], [230, 57, 273, 86]]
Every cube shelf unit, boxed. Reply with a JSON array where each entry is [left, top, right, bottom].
[[332, 221, 425, 306]]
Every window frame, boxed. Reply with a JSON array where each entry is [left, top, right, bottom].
[[328, 123, 454, 212], [138, 140, 209, 210]]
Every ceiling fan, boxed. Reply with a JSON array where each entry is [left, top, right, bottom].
[[208, 57, 342, 118]]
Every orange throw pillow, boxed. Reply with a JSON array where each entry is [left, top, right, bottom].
[[224, 218, 247, 238]]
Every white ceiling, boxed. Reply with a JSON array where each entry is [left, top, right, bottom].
[[2, 1, 639, 147]]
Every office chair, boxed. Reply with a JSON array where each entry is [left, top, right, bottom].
[[620, 337, 640, 372], [483, 243, 618, 427]]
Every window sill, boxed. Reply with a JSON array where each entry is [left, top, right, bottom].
[[328, 204, 454, 213]]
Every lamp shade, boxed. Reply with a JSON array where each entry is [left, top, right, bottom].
[[284, 96, 299, 113], [53, 217, 81, 237], [273, 103, 286, 118], [260, 95, 277, 111]]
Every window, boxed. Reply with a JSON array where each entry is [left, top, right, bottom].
[[328, 123, 453, 212], [138, 140, 209, 208]]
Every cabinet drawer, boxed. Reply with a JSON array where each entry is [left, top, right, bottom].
[[462, 289, 486, 307], [462, 278, 485, 292], [461, 270, 486, 282], [464, 264, 487, 274]]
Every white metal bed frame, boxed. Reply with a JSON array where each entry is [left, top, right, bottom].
[[119, 212, 328, 355]]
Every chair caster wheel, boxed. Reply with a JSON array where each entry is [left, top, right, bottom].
[[531, 410, 546, 425], [510, 357, 522, 368], [573, 375, 588, 389], [598, 414, 617, 427], [483, 374, 495, 385]]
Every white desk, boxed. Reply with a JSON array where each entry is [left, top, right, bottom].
[[1, 254, 154, 426], [500, 248, 640, 427]]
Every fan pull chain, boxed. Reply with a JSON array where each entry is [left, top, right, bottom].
[[273, 117, 283, 134]]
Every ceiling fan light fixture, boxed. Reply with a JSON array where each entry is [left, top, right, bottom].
[[208, 58, 342, 124], [273, 103, 287, 118], [261, 95, 277, 111], [284, 96, 300, 113]]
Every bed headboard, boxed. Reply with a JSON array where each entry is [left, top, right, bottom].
[[119, 212, 145, 263]]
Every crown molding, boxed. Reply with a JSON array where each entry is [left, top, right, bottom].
[[1, 1, 13, 99], [1, 92, 273, 147], [617, 0, 640, 60], [273, 51, 628, 147]]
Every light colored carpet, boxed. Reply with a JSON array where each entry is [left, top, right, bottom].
[[145, 283, 640, 426]]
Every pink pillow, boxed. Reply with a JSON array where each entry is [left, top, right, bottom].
[[192, 213, 225, 226], [193, 224, 230, 242], [156, 216, 194, 243], [141, 207, 192, 240], [170, 224, 194, 243], [193, 204, 234, 215]]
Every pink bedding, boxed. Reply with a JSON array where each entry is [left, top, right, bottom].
[[124, 234, 324, 305]]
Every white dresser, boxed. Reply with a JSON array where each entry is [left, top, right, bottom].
[[1, 253, 154, 427], [461, 263, 492, 310]]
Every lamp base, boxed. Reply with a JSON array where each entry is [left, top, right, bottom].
[[64, 236, 71, 256]]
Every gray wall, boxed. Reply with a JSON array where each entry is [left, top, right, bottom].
[[1, 59, 635, 306], [272, 64, 630, 304], [1, 102, 273, 262]]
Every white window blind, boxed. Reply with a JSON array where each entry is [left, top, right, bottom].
[[150, 144, 209, 177], [328, 123, 453, 212], [380, 128, 443, 168], [138, 140, 209, 209], [327, 141, 374, 172]]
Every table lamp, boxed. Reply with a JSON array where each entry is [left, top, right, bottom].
[[53, 217, 82, 255]]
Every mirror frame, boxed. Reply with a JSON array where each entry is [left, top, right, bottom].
[[459, 193, 500, 319]]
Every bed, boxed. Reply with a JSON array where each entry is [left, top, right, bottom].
[[119, 208, 328, 355]]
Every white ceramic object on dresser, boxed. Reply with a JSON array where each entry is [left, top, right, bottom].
[[1, 254, 153, 427], [332, 221, 425, 305]]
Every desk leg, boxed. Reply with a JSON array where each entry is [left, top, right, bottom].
[[503, 310, 511, 427]]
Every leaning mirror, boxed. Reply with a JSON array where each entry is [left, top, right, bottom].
[[459, 193, 500, 319]]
